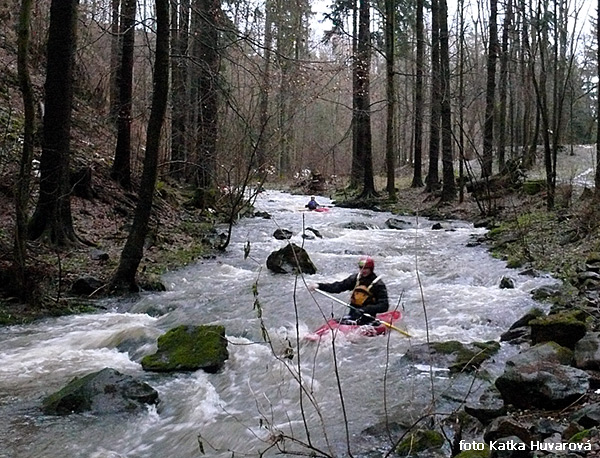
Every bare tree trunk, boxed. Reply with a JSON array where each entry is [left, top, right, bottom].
[[28, 0, 79, 246], [439, 0, 455, 202], [385, 0, 396, 197], [110, 0, 170, 291], [356, 0, 375, 197], [111, 0, 136, 189], [530, 0, 555, 209], [520, 0, 533, 168], [278, 65, 292, 176], [550, 0, 564, 200], [482, 0, 498, 178], [426, 0, 441, 192], [276, 0, 290, 177], [497, 0, 512, 172], [109, 0, 121, 124], [411, 0, 424, 188], [256, 0, 274, 173], [457, 0, 465, 202], [596, 0, 600, 196], [170, 0, 190, 180], [549, 0, 574, 205], [350, 0, 362, 189], [191, 0, 220, 208], [13, 0, 36, 300]]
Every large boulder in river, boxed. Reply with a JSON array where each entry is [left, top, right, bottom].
[[400, 340, 500, 373], [42, 368, 158, 415], [508, 308, 545, 330], [141, 325, 229, 373], [529, 309, 588, 349], [495, 342, 589, 410], [385, 218, 412, 230], [266, 243, 317, 274], [273, 228, 293, 240], [500, 307, 544, 344]]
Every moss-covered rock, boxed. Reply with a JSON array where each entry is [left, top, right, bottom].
[[401, 340, 501, 374], [396, 429, 444, 456], [512, 341, 574, 365], [530, 309, 588, 349], [454, 446, 490, 458], [434, 340, 501, 373], [141, 324, 229, 373], [431, 340, 467, 354]]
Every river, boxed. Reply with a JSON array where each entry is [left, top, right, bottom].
[[0, 190, 558, 457]]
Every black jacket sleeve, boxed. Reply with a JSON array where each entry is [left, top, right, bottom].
[[317, 274, 357, 294]]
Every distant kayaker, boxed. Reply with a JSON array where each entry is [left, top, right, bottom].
[[309, 256, 389, 325], [305, 196, 319, 210]]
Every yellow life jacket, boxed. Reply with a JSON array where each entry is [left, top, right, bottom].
[[350, 276, 381, 307]]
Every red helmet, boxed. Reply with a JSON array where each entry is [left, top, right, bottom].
[[358, 256, 374, 270]]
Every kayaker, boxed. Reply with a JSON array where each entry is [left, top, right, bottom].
[[310, 256, 389, 325], [305, 196, 319, 210]]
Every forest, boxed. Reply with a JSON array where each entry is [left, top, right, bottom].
[[0, 0, 599, 313]]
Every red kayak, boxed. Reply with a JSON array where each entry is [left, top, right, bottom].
[[303, 207, 330, 212], [305, 310, 402, 341]]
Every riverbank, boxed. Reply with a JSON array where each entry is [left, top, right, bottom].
[[0, 162, 221, 324], [376, 163, 600, 321]]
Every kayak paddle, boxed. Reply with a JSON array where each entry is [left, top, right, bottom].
[[314, 288, 411, 337]]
